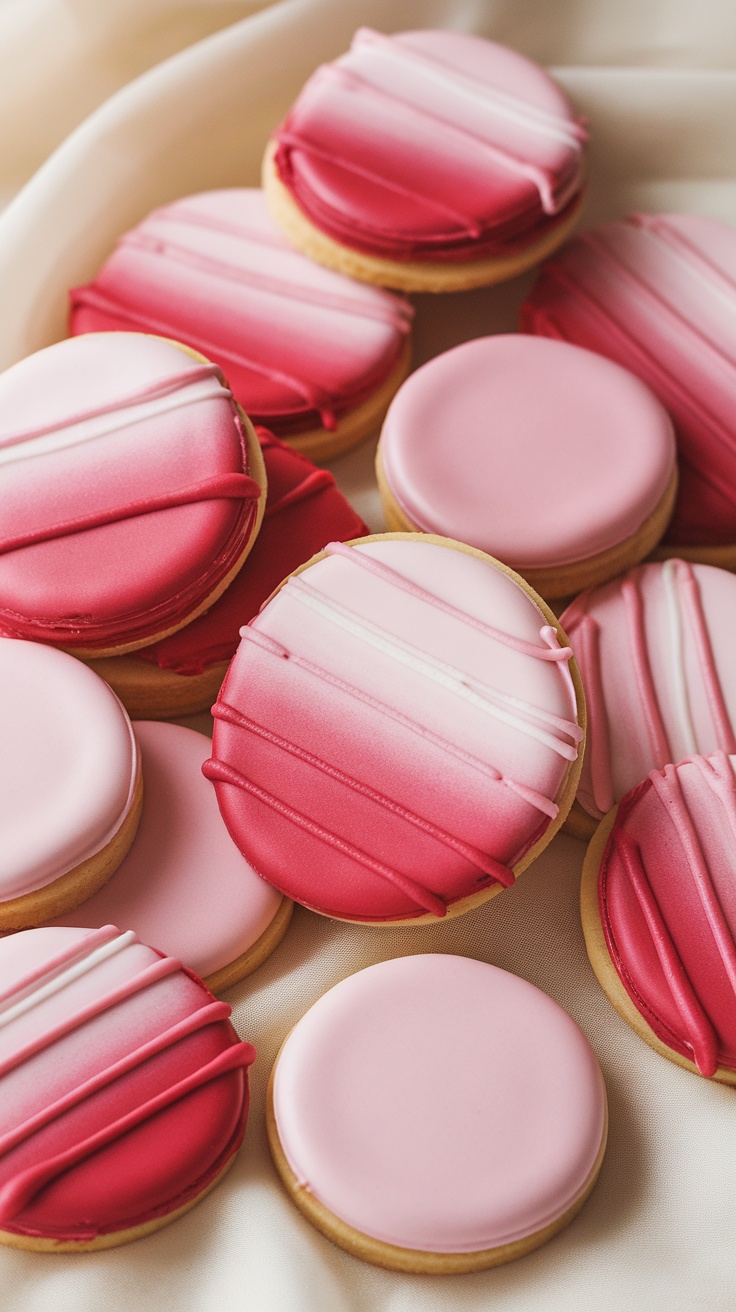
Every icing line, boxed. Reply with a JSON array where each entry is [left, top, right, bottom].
[[0, 925, 119, 1010], [264, 469, 336, 520], [569, 613, 613, 816], [662, 559, 698, 755], [675, 560, 736, 754], [0, 929, 136, 1029], [621, 574, 670, 767]]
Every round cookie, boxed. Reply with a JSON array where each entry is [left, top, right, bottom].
[[0, 639, 142, 931], [522, 212, 736, 563], [560, 559, 736, 839], [0, 925, 255, 1251], [268, 954, 607, 1273], [581, 753, 736, 1083], [263, 28, 587, 292], [69, 189, 413, 463], [46, 722, 292, 993], [87, 429, 368, 718], [204, 533, 585, 924], [0, 332, 266, 657], [377, 336, 677, 600]]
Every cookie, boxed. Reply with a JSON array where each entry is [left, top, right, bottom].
[[46, 722, 291, 993], [0, 926, 254, 1251], [267, 954, 607, 1273], [0, 332, 266, 658], [581, 753, 736, 1083], [204, 533, 585, 924], [87, 429, 368, 718], [263, 28, 587, 292], [70, 189, 413, 463], [522, 212, 736, 564], [560, 560, 736, 838], [377, 335, 677, 600], [0, 639, 142, 931]]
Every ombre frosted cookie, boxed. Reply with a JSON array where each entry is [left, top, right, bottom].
[[0, 333, 266, 658], [70, 189, 413, 463], [522, 212, 736, 564], [88, 429, 368, 718], [47, 722, 291, 993], [268, 954, 607, 1272], [377, 336, 677, 600], [0, 926, 254, 1251], [560, 560, 736, 838], [263, 28, 587, 292], [0, 640, 141, 931], [582, 753, 736, 1083], [205, 534, 585, 924]]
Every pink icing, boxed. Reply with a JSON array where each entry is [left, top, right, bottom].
[[69, 189, 412, 435], [46, 722, 284, 981], [561, 560, 736, 820], [0, 926, 253, 1241], [522, 212, 736, 547], [0, 640, 137, 901], [206, 537, 582, 921], [600, 753, 736, 1076], [380, 336, 675, 568], [273, 954, 606, 1252], [272, 29, 586, 262], [0, 333, 260, 650]]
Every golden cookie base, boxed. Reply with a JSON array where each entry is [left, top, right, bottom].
[[204, 895, 294, 994]]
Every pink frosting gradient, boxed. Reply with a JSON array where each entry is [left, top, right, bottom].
[[561, 560, 736, 821], [273, 954, 606, 1252], [206, 537, 582, 922], [69, 190, 412, 436], [380, 336, 675, 568], [273, 28, 586, 262], [0, 640, 137, 901], [522, 212, 736, 547], [46, 722, 283, 981]]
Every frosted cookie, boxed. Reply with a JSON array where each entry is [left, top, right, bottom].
[[47, 722, 291, 992], [0, 926, 255, 1251], [377, 336, 677, 600], [522, 212, 736, 564], [70, 189, 413, 463], [582, 753, 736, 1083], [268, 954, 607, 1273], [263, 28, 587, 292], [560, 560, 736, 838], [204, 533, 585, 924], [0, 640, 141, 931], [0, 332, 266, 658], [88, 429, 368, 718]]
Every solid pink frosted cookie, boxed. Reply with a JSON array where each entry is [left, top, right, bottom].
[[377, 335, 677, 598], [0, 332, 266, 657], [204, 534, 585, 924], [0, 639, 141, 931], [267, 954, 607, 1272], [560, 559, 736, 835], [0, 926, 254, 1251], [46, 722, 291, 993], [522, 212, 736, 561], [581, 752, 736, 1083], [70, 189, 413, 462], [263, 28, 587, 291]]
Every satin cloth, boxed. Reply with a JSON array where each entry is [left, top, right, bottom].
[[0, 2, 735, 1308]]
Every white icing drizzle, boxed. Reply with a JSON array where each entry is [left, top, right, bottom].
[[662, 559, 699, 756], [634, 217, 736, 320], [0, 930, 136, 1029]]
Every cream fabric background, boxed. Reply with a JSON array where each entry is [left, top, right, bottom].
[[0, 2, 735, 1308]]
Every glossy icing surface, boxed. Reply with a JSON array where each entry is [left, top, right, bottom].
[[561, 560, 736, 821], [70, 190, 412, 435], [0, 926, 253, 1240], [522, 212, 736, 547], [47, 723, 283, 980], [380, 336, 675, 568], [139, 429, 367, 675], [206, 537, 582, 921], [273, 954, 606, 1252], [600, 753, 736, 1076], [0, 640, 137, 901], [0, 333, 260, 650], [272, 28, 586, 262]]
